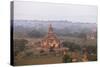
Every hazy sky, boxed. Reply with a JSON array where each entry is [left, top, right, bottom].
[[14, 1, 97, 23]]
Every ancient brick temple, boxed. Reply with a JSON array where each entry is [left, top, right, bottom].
[[41, 24, 61, 49]]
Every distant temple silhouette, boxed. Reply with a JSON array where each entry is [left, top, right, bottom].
[[41, 24, 61, 49]]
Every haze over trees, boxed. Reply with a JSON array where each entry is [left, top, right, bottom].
[[13, 20, 97, 38]]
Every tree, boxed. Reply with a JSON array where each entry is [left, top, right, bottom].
[[14, 39, 28, 56]]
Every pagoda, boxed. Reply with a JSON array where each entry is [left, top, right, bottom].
[[41, 24, 61, 49]]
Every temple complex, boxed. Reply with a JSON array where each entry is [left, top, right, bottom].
[[41, 24, 61, 49]]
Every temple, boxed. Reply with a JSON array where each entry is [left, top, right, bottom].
[[41, 24, 61, 49]]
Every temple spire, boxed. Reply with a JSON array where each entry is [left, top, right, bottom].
[[48, 24, 53, 34]]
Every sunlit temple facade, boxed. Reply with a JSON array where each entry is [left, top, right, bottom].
[[41, 24, 61, 49]]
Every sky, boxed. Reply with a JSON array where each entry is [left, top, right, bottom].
[[14, 1, 98, 23]]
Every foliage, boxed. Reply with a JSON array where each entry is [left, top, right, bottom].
[[14, 39, 28, 56], [62, 54, 71, 63], [28, 29, 45, 38], [62, 41, 81, 51]]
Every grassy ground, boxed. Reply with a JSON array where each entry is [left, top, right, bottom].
[[15, 55, 63, 66]]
